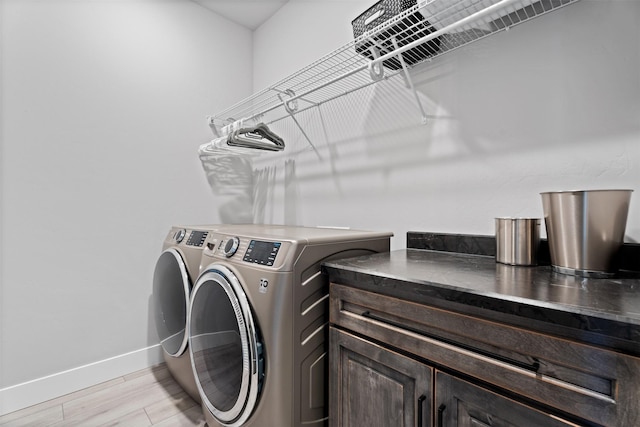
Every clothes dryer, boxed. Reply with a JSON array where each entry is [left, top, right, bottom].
[[152, 225, 220, 403], [188, 225, 392, 427]]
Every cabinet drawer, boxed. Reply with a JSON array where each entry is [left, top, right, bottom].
[[330, 283, 640, 427]]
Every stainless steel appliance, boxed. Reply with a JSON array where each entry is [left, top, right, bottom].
[[188, 224, 392, 427], [152, 225, 222, 403]]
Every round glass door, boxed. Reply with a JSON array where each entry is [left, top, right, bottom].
[[152, 248, 190, 357], [189, 265, 263, 427]]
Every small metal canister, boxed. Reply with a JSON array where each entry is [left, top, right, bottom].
[[495, 218, 540, 266]]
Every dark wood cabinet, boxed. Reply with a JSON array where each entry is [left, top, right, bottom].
[[330, 327, 432, 427], [329, 282, 640, 427]]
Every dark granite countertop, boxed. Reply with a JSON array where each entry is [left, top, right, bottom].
[[324, 248, 640, 356]]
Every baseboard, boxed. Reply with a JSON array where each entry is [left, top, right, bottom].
[[0, 344, 164, 416]]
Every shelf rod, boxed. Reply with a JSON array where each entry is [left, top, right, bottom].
[[252, 65, 369, 121], [261, 72, 396, 128]]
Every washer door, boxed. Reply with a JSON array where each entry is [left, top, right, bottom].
[[153, 248, 190, 357], [189, 265, 263, 427]]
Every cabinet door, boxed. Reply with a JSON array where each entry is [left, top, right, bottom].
[[330, 327, 432, 427], [435, 371, 583, 427]]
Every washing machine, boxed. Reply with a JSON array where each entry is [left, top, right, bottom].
[[152, 225, 222, 403], [188, 224, 392, 427]]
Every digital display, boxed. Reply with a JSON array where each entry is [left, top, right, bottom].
[[243, 240, 281, 266], [186, 231, 208, 247]]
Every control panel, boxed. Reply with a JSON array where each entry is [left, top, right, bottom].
[[202, 233, 287, 268]]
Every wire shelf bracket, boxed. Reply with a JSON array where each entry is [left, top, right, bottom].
[[277, 90, 323, 160], [391, 36, 429, 124]]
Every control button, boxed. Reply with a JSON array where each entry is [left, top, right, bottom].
[[174, 229, 186, 243], [223, 236, 240, 258]]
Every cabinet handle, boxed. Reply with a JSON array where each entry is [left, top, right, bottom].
[[417, 395, 426, 427], [437, 404, 446, 427]]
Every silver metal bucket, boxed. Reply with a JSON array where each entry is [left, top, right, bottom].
[[540, 189, 633, 277]]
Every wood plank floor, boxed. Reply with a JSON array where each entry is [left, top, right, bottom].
[[0, 364, 206, 427]]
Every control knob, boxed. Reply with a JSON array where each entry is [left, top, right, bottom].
[[174, 228, 186, 243], [223, 236, 240, 257]]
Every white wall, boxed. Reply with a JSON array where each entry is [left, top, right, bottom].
[[251, 0, 640, 250], [252, 0, 369, 90], [0, 0, 252, 414], [1, 0, 639, 416]]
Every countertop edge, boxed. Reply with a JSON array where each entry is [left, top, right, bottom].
[[323, 250, 640, 357]]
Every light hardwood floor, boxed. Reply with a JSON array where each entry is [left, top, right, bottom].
[[0, 364, 206, 427]]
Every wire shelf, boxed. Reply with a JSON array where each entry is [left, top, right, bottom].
[[209, 0, 581, 135]]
